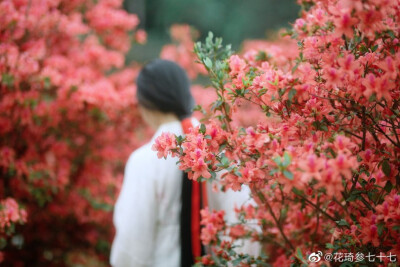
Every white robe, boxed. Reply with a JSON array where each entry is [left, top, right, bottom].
[[110, 120, 259, 267]]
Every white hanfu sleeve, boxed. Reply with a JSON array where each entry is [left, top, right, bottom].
[[110, 150, 158, 267], [206, 182, 261, 257]]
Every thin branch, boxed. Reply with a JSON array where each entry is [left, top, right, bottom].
[[311, 196, 320, 252], [256, 190, 295, 252], [293, 195, 348, 228], [362, 107, 366, 150]]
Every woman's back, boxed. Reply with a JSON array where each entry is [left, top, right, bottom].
[[110, 60, 259, 266], [111, 120, 184, 267]]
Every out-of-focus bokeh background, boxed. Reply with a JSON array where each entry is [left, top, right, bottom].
[[124, 0, 300, 63]]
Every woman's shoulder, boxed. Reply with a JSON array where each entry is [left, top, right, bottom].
[[126, 143, 157, 167], [125, 140, 176, 172], [122, 143, 160, 187], [123, 140, 180, 187]]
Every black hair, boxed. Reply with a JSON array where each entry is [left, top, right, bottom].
[[136, 59, 195, 120], [138, 60, 203, 265]]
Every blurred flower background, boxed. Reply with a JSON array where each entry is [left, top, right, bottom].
[[124, 0, 299, 63]]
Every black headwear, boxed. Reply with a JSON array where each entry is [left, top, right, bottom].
[[136, 59, 195, 120], [138, 59, 203, 266]]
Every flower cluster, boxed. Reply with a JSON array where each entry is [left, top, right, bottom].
[[0, 198, 26, 232], [200, 209, 226, 245], [0, 198, 27, 265], [152, 132, 178, 159], [154, 123, 227, 181], [154, 0, 400, 265]]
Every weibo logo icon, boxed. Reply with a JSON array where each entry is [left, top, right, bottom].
[[308, 251, 323, 262]]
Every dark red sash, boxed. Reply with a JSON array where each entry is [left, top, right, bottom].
[[180, 118, 208, 266]]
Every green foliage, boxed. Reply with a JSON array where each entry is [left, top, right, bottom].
[[194, 32, 233, 129], [141, 0, 299, 47], [1, 73, 14, 88]]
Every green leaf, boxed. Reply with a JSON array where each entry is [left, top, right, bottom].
[[368, 93, 376, 102], [346, 192, 362, 202], [258, 88, 267, 96], [232, 257, 243, 266], [383, 181, 393, 193], [282, 152, 292, 167], [95, 239, 110, 253], [292, 187, 304, 196], [43, 77, 51, 89], [387, 30, 396, 39], [360, 44, 368, 53], [175, 135, 184, 146], [336, 219, 349, 227], [211, 100, 223, 111], [199, 124, 206, 134], [223, 102, 231, 115], [382, 160, 391, 177], [255, 51, 268, 61], [326, 243, 335, 249], [192, 104, 203, 111], [220, 156, 229, 167], [1, 73, 14, 87], [204, 57, 213, 69], [270, 181, 278, 189], [68, 85, 78, 98], [234, 169, 242, 177], [210, 171, 216, 180], [269, 168, 279, 176], [283, 170, 294, 180], [291, 62, 300, 73], [92, 202, 113, 212], [295, 247, 307, 264], [207, 31, 213, 42], [377, 223, 385, 236], [272, 156, 281, 166], [280, 206, 288, 221], [288, 88, 297, 101]]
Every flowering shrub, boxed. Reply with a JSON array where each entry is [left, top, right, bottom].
[[154, 0, 400, 265], [0, 198, 27, 236], [0, 0, 146, 265]]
